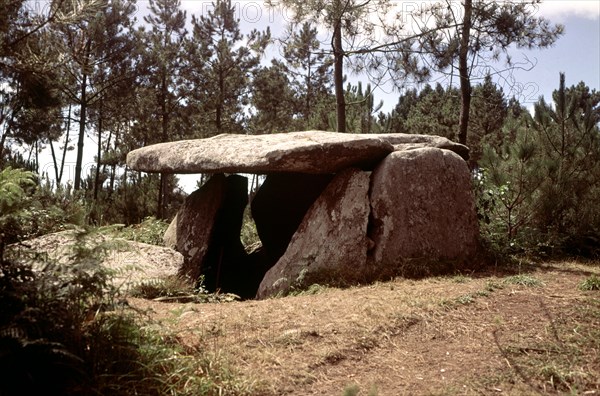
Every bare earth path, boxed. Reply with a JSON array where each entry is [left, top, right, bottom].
[[130, 261, 600, 395]]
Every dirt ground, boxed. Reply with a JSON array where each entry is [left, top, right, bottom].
[[130, 261, 600, 395]]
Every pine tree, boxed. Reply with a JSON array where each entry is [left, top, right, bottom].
[[188, 0, 270, 135], [138, 0, 188, 218], [281, 22, 333, 126], [532, 73, 600, 239], [345, 82, 383, 134], [480, 74, 600, 255], [248, 60, 296, 134], [47, 0, 137, 190], [267, 0, 406, 132], [403, 83, 460, 139], [415, 0, 564, 145], [468, 74, 508, 166]]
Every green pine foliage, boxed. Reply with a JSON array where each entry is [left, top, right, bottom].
[[384, 83, 461, 138], [478, 74, 600, 257]]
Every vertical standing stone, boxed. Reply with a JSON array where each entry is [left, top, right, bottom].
[[257, 168, 371, 298], [166, 174, 250, 293], [166, 174, 228, 281], [368, 148, 479, 276]]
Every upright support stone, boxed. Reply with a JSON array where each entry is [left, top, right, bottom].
[[167, 174, 250, 294], [257, 168, 371, 299], [202, 174, 250, 294], [368, 148, 480, 276], [167, 174, 227, 281]]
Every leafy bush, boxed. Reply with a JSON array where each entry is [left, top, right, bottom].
[[1, 168, 89, 257], [0, 231, 250, 395], [0, 247, 113, 395], [0, 167, 36, 257]]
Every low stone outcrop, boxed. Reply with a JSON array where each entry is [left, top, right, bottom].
[[6, 229, 183, 290], [257, 168, 371, 298], [368, 148, 479, 275], [126, 131, 394, 174]]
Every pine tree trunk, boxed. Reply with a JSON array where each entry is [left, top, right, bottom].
[[48, 137, 59, 183], [94, 104, 103, 201], [458, 0, 472, 146], [157, 70, 169, 219], [58, 104, 72, 185], [333, 6, 346, 133], [74, 73, 87, 190]]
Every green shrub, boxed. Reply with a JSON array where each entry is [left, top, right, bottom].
[[477, 75, 600, 260], [1, 168, 89, 255], [0, 167, 36, 257]]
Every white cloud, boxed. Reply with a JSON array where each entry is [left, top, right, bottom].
[[536, 0, 600, 21]]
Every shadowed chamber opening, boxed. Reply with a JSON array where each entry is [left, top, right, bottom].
[[201, 172, 333, 299]]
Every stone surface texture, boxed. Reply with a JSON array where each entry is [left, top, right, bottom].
[[125, 131, 481, 298], [126, 131, 394, 174], [257, 168, 371, 298], [368, 148, 479, 274]]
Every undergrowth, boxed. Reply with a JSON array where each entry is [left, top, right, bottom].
[[112, 216, 170, 246], [129, 275, 240, 303], [0, 230, 251, 395], [579, 274, 600, 291]]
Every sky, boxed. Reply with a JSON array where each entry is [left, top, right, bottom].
[[506, 1, 600, 109], [29, 0, 600, 190]]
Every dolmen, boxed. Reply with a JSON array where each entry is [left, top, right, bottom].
[[126, 131, 480, 299]]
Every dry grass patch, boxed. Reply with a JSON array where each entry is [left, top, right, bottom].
[[129, 261, 600, 395]]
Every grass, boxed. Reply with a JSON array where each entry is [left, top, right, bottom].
[[579, 274, 600, 291], [112, 216, 170, 246], [342, 384, 378, 396], [439, 272, 547, 310], [129, 275, 240, 303], [484, 293, 600, 394], [502, 274, 544, 287]]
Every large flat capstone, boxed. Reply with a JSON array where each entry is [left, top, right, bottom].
[[126, 131, 394, 174]]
